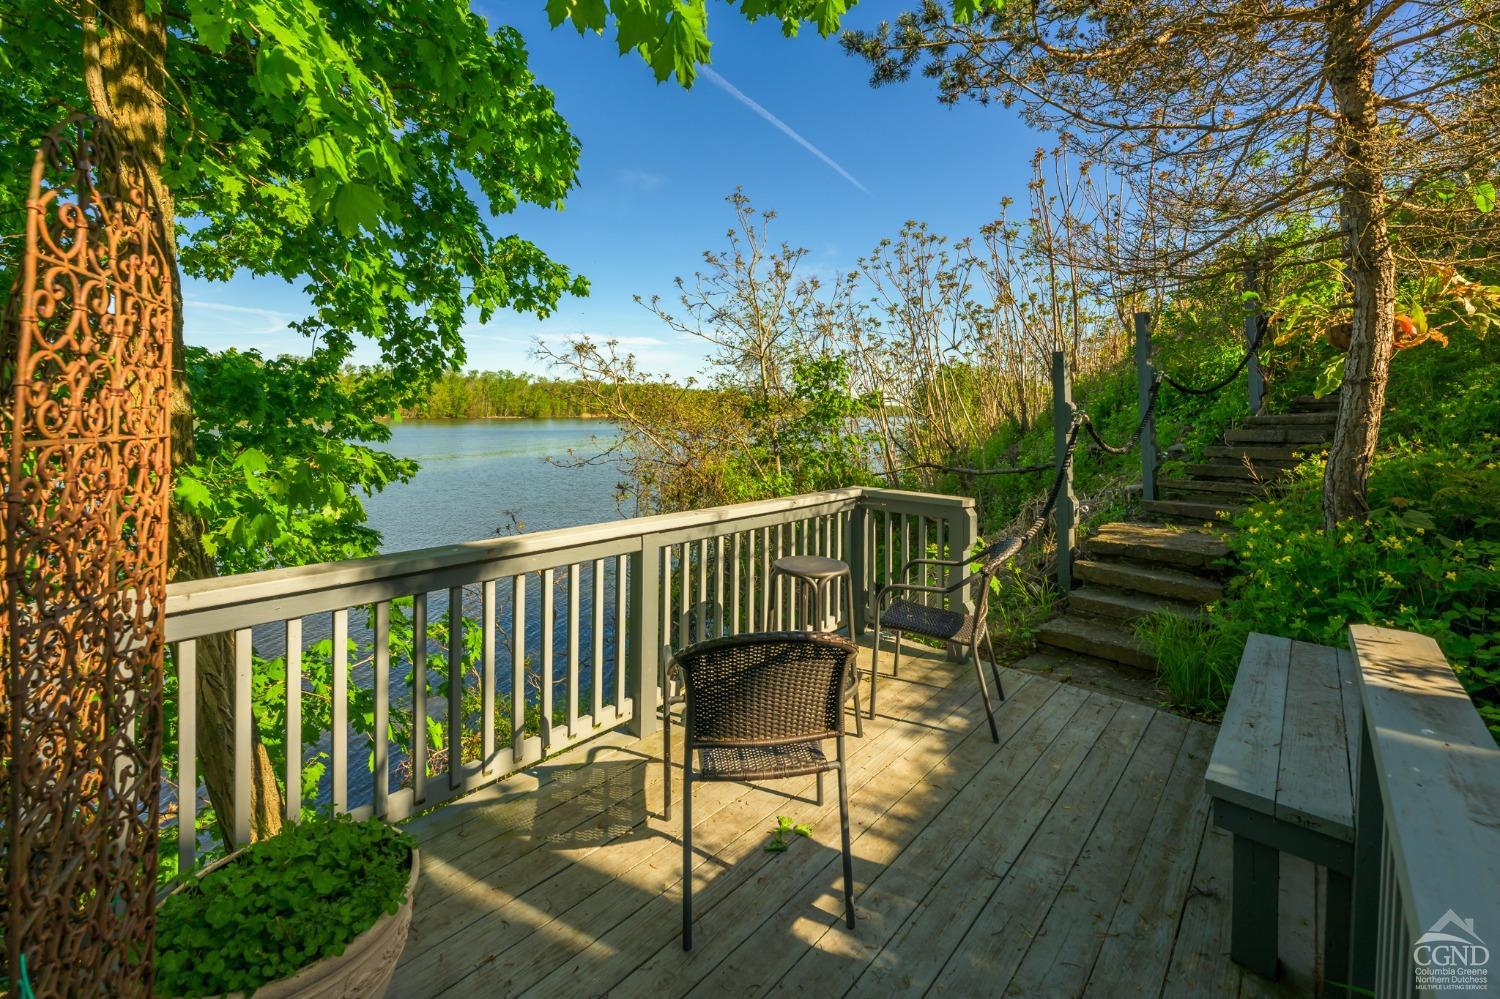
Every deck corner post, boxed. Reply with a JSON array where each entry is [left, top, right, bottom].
[[1052, 349, 1077, 595], [626, 538, 660, 737], [846, 500, 869, 637], [1245, 262, 1266, 415], [951, 500, 979, 619], [1134, 311, 1157, 502]]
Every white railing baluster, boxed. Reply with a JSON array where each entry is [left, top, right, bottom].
[[730, 533, 742, 636], [331, 609, 348, 814], [695, 538, 708, 639], [373, 603, 391, 817], [284, 618, 302, 822], [677, 544, 689, 647], [614, 555, 626, 711], [567, 564, 581, 737], [412, 593, 428, 803], [447, 586, 465, 786], [482, 578, 496, 774], [592, 559, 604, 723], [541, 568, 555, 749], [511, 575, 528, 760], [759, 526, 771, 630], [714, 536, 726, 637], [232, 628, 252, 848], [176, 640, 196, 875]]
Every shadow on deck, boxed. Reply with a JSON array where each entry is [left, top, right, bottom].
[[392, 641, 1316, 997]]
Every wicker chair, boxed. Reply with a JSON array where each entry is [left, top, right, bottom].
[[664, 632, 859, 951], [869, 535, 1021, 743]]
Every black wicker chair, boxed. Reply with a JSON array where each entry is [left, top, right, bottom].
[[664, 631, 859, 950], [869, 535, 1021, 742]]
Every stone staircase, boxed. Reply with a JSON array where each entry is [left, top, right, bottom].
[[1022, 393, 1337, 690]]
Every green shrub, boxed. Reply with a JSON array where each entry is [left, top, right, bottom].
[[1205, 445, 1500, 735], [155, 816, 415, 997]]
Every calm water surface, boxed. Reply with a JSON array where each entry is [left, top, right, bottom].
[[363, 419, 627, 552]]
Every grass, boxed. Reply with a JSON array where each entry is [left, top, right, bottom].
[[1132, 610, 1245, 716]]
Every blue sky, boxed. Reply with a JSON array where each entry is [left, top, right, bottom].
[[183, 2, 1051, 381]]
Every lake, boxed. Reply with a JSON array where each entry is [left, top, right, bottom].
[[233, 420, 634, 818], [363, 418, 628, 552]]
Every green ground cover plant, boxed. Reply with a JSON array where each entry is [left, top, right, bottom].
[[154, 817, 415, 997]]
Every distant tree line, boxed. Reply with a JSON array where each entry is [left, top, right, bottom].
[[367, 367, 690, 420]]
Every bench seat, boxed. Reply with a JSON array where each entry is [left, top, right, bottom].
[[1205, 633, 1362, 985]]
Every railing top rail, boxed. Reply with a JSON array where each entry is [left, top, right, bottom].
[[165, 487, 889, 634], [857, 487, 977, 511], [1347, 624, 1500, 941]]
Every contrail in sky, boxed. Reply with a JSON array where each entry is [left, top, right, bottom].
[[700, 67, 872, 197]]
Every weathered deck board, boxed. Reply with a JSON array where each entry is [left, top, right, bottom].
[[393, 640, 1301, 998]]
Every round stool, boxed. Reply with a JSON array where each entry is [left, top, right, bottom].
[[765, 555, 855, 635], [767, 555, 863, 736]]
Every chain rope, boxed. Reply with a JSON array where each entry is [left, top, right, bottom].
[[899, 315, 1265, 565], [1159, 314, 1267, 396]]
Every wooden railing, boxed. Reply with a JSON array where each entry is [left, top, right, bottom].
[[1345, 624, 1500, 997], [163, 486, 976, 871]]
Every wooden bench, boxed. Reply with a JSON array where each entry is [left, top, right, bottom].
[[1205, 632, 1362, 982]]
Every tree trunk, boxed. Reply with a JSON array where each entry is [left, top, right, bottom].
[[89, 0, 284, 846], [1323, 0, 1397, 530]]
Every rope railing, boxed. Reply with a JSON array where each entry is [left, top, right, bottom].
[[889, 307, 1267, 576], [1159, 314, 1267, 397], [1078, 376, 1161, 456]]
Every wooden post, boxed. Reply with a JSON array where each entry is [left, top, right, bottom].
[[1052, 350, 1076, 595], [626, 540, 660, 737], [845, 503, 867, 637], [1245, 263, 1265, 415], [1134, 311, 1157, 502]]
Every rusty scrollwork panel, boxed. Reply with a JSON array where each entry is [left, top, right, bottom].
[[2, 115, 174, 996]]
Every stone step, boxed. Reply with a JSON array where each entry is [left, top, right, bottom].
[[1156, 477, 1270, 498], [1203, 444, 1318, 464], [1158, 488, 1263, 508], [1142, 498, 1244, 524], [1245, 412, 1336, 427], [1181, 462, 1289, 483], [1083, 522, 1231, 570], [1223, 426, 1334, 445], [1008, 648, 1163, 707], [1036, 615, 1156, 671], [1291, 394, 1339, 411], [1075, 558, 1224, 603], [1069, 585, 1202, 624]]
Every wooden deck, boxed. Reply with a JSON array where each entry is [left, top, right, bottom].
[[392, 641, 1315, 998]]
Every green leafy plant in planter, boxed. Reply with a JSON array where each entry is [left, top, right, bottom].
[[155, 816, 415, 997]]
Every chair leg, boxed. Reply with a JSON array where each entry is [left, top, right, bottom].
[[836, 740, 855, 930], [868, 621, 881, 720], [817, 769, 825, 807], [983, 630, 1005, 703], [663, 700, 672, 821], [970, 640, 1000, 743], [682, 767, 693, 951], [891, 631, 902, 678], [849, 673, 864, 738]]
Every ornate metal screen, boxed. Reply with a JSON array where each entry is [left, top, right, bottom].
[[2, 116, 173, 996]]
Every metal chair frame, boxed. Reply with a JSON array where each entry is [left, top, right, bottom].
[[869, 536, 1020, 742], [663, 632, 859, 950]]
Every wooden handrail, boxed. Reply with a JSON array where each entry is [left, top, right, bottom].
[[1346, 624, 1500, 996]]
